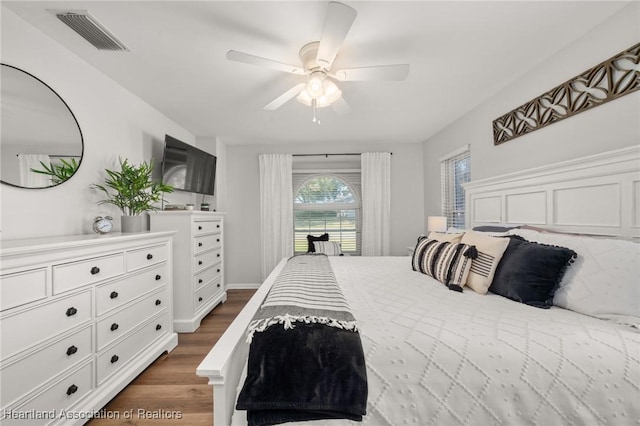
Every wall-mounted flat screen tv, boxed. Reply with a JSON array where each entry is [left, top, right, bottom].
[[161, 135, 216, 195]]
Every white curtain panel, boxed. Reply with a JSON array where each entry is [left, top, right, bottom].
[[361, 152, 391, 256], [259, 153, 294, 280], [18, 154, 51, 187]]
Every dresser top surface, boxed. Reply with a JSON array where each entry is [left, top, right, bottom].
[[0, 231, 175, 257], [152, 211, 226, 216]]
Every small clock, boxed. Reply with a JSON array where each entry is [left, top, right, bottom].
[[92, 216, 114, 234]]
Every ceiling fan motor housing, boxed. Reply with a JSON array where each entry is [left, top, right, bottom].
[[299, 41, 324, 72]]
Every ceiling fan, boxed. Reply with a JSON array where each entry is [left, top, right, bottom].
[[226, 1, 410, 123]]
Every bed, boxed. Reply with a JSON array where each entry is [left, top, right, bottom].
[[196, 146, 640, 426]]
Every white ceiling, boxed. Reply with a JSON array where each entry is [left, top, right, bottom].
[[3, 1, 631, 146]]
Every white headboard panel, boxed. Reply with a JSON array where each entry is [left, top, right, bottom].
[[464, 145, 640, 239]]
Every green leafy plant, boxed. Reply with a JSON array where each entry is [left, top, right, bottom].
[[30, 158, 79, 185], [91, 158, 173, 216]]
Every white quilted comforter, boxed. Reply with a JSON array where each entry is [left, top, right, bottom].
[[235, 256, 640, 426]]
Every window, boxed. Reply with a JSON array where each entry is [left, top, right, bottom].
[[293, 174, 361, 255], [441, 146, 471, 229]]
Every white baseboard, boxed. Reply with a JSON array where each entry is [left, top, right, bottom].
[[226, 282, 261, 290]]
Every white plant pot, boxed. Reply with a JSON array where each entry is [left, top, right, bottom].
[[121, 213, 149, 233]]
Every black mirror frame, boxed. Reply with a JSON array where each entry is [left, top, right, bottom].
[[1, 63, 84, 189]]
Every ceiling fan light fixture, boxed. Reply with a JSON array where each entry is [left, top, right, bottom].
[[323, 79, 341, 103], [296, 89, 318, 107], [306, 71, 326, 98], [296, 85, 341, 108], [297, 72, 341, 108]]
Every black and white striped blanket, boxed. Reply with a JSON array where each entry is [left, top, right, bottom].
[[246, 254, 357, 340], [237, 254, 368, 426]]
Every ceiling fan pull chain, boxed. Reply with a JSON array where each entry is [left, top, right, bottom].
[[312, 99, 321, 125]]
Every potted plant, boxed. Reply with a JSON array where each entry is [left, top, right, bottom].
[[91, 158, 173, 233], [30, 158, 80, 185]]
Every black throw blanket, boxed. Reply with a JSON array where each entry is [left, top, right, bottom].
[[235, 255, 368, 426]]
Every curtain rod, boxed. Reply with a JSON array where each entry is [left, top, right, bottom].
[[16, 154, 81, 158], [292, 152, 392, 157]]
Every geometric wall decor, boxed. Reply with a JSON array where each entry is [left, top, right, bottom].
[[493, 42, 640, 145]]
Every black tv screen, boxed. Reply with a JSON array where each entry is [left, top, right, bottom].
[[161, 135, 216, 195]]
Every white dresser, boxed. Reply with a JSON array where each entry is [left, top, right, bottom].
[[150, 211, 226, 332], [0, 232, 178, 425]]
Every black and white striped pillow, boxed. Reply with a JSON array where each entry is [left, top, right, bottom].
[[411, 237, 475, 289], [314, 241, 342, 256], [460, 230, 510, 294]]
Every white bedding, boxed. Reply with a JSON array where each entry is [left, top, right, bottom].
[[233, 256, 640, 426]]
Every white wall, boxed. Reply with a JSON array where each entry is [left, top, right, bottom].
[[225, 141, 424, 285], [422, 2, 640, 219], [0, 8, 196, 239]]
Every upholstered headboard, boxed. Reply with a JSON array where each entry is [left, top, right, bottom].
[[464, 145, 640, 239]]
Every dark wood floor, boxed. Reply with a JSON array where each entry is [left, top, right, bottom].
[[88, 289, 255, 426]]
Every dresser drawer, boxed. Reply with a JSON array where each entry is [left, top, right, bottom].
[[52, 254, 124, 295], [4, 362, 93, 426], [96, 264, 167, 316], [1, 326, 92, 410], [193, 219, 221, 236], [97, 312, 169, 385], [1, 268, 47, 312], [193, 248, 221, 274], [193, 234, 221, 254], [97, 289, 168, 351], [194, 265, 221, 291], [194, 280, 222, 312], [1, 290, 91, 359], [126, 243, 169, 272]]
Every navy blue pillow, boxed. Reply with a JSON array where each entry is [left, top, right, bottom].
[[307, 233, 329, 253], [489, 235, 576, 308], [473, 225, 520, 232]]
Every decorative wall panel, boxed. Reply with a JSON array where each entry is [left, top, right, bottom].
[[473, 196, 501, 223], [553, 184, 620, 227], [505, 192, 546, 224], [493, 43, 640, 145]]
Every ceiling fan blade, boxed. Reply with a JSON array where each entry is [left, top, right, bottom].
[[335, 64, 410, 81], [227, 50, 305, 75], [263, 83, 306, 110], [331, 96, 351, 115], [316, 2, 357, 69]]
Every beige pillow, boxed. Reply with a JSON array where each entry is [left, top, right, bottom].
[[428, 231, 463, 243], [460, 230, 509, 294]]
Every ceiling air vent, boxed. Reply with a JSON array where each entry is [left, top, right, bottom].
[[53, 10, 129, 51]]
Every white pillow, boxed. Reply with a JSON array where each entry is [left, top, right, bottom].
[[427, 231, 463, 243], [509, 229, 640, 328], [313, 241, 342, 256], [459, 230, 509, 294]]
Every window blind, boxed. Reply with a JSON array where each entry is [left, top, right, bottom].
[[441, 148, 471, 229], [293, 172, 361, 255]]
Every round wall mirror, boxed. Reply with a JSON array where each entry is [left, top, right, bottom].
[[1, 64, 83, 189]]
